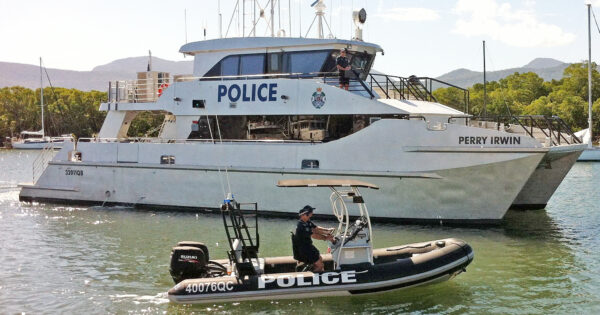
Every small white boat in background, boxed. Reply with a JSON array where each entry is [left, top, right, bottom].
[[11, 131, 69, 150], [11, 58, 66, 150]]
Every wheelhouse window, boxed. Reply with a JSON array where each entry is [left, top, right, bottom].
[[287, 51, 329, 74], [202, 49, 373, 78], [160, 155, 175, 165], [240, 54, 265, 75], [268, 53, 283, 73], [349, 52, 374, 80], [221, 56, 240, 76]]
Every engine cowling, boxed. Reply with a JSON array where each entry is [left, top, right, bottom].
[[169, 245, 209, 284]]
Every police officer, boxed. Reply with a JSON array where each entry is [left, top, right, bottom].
[[295, 205, 334, 272], [336, 48, 351, 90]]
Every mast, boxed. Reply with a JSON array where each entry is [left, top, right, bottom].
[[483, 40, 487, 117], [588, 3, 593, 147], [40, 57, 45, 138], [271, 0, 275, 37], [219, 0, 223, 38]]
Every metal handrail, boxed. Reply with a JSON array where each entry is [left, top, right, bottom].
[[366, 73, 469, 113], [471, 115, 582, 145], [32, 142, 55, 183], [76, 137, 324, 144]]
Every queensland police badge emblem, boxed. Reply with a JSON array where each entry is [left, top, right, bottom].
[[311, 88, 326, 109]]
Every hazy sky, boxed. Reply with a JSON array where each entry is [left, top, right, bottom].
[[1, 0, 599, 77]]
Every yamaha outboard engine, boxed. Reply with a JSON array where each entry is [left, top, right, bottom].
[[169, 241, 210, 284]]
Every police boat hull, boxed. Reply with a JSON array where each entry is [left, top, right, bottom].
[[167, 238, 474, 303]]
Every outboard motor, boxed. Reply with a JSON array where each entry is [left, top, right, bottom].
[[169, 242, 210, 284]]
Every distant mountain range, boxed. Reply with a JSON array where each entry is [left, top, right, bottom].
[[0, 56, 570, 91], [0, 57, 193, 91], [435, 58, 570, 89]]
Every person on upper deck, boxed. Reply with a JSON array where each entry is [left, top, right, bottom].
[[295, 205, 334, 272], [336, 49, 351, 90]]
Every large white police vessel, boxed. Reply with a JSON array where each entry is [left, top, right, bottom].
[[19, 1, 584, 223]]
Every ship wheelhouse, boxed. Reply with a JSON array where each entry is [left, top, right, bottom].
[[180, 37, 382, 81]]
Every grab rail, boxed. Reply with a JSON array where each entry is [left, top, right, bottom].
[[105, 71, 466, 104], [32, 142, 55, 183], [469, 115, 582, 146]]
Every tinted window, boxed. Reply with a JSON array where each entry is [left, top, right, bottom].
[[268, 53, 282, 73], [288, 51, 329, 74], [322, 51, 338, 72], [351, 53, 372, 70], [204, 63, 220, 77], [221, 56, 240, 76], [240, 54, 265, 75], [160, 155, 175, 164], [301, 159, 319, 169]]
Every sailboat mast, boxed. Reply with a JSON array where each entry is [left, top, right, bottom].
[[588, 3, 593, 148], [40, 57, 45, 138], [483, 40, 487, 117]]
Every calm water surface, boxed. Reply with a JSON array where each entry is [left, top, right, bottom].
[[0, 150, 599, 314]]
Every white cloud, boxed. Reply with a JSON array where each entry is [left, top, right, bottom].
[[453, 0, 575, 48], [374, 7, 440, 22]]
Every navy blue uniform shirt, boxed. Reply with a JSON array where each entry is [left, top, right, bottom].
[[336, 55, 349, 71]]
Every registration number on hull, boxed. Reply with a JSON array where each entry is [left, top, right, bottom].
[[65, 169, 83, 176], [185, 281, 234, 293]]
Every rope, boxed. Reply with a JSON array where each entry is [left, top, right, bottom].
[[592, 6, 600, 36], [41, 61, 62, 136], [205, 115, 227, 199], [214, 115, 232, 195]]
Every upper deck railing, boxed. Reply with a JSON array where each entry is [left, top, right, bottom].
[[108, 77, 172, 103], [367, 74, 470, 113], [105, 71, 469, 109], [467, 115, 582, 146]]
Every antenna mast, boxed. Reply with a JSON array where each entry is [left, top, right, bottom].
[[184, 9, 188, 43], [219, 0, 223, 38], [270, 0, 275, 37]]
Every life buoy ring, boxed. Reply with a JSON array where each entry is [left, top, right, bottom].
[[158, 83, 169, 97]]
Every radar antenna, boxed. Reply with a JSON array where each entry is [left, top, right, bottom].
[[305, 0, 333, 39]]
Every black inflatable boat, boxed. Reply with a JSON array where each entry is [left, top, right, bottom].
[[167, 179, 474, 303]]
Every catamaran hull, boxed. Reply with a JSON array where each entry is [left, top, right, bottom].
[[511, 144, 585, 209], [168, 239, 474, 303], [20, 153, 543, 223]]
